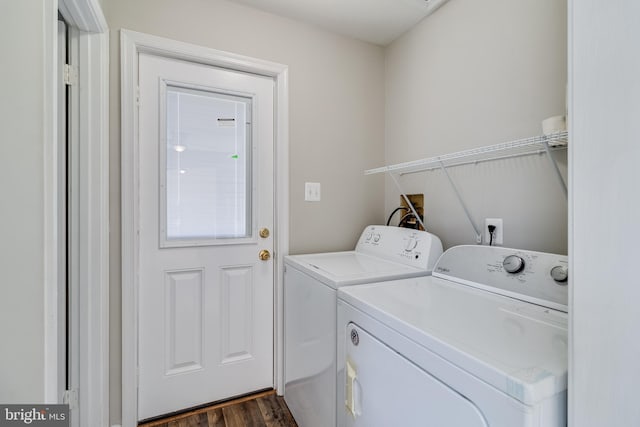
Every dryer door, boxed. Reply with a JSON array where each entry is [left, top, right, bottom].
[[342, 323, 488, 427]]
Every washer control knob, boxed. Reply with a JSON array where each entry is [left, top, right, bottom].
[[373, 234, 381, 243], [550, 265, 568, 283], [503, 255, 525, 274], [405, 238, 418, 252], [365, 232, 373, 241]]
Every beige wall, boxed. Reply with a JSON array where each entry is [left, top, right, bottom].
[[98, 0, 108, 13], [106, 0, 385, 422], [0, 0, 51, 402], [384, 0, 568, 253]]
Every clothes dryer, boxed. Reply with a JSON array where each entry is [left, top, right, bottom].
[[337, 245, 568, 427], [284, 225, 443, 427]]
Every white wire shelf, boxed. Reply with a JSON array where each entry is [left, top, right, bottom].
[[366, 130, 568, 243], [364, 131, 568, 176]]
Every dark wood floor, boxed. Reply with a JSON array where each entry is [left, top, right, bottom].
[[139, 390, 298, 427]]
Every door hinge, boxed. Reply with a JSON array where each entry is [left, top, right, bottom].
[[136, 85, 140, 107], [63, 389, 79, 410], [63, 64, 77, 86]]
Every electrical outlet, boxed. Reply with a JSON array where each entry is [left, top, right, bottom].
[[305, 182, 321, 201], [484, 218, 503, 245]]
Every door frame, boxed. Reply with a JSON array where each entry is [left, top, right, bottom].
[[120, 29, 289, 427], [45, 0, 110, 425]]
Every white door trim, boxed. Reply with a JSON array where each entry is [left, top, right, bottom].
[[68, 29, 110, 427], [53, 1, 110, 426], [121, 29, 289, 427], [59, 0, 108, 33], [44, 0, 61, 404]]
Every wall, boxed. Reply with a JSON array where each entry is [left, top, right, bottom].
[[97, 0, 108, 14], [384, 0, 568, 254], [105, 0, 385, 422], [0, 0, 52, 402], [570, 1, 640, 425]]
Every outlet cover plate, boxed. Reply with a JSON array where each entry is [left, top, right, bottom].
[[484, 218, 503, 245]]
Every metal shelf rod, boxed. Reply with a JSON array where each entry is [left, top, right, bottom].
[[438, 161, 483, 243], [398, 146, 565, 176], [542, 140, 568, 197], [365, 131, 568, 176]]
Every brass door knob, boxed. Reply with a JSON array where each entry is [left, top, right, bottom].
[[259, 228, 270, 238], [259, 250, 271, 261]]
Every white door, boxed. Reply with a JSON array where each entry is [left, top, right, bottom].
[[138, 53, 275, 420]]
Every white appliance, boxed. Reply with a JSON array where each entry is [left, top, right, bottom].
[[284, 225, 443, 427], [337, 245, 569, 427]]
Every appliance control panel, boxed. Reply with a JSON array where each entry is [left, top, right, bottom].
[[433, 245, 568, 312], [355, 225, 443, 271]]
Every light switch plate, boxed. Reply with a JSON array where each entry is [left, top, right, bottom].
[[305, 182, 321, 201]]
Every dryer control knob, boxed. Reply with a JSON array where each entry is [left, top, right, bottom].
[[373, 234, 381, 243], [550, 265, 568, 283], [503, 255, 525, 274]]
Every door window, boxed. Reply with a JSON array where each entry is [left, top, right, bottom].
[[161, 84, 253, 246]]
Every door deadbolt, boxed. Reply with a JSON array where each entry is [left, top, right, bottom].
[[259, 228, 270, 238], [259, 250, 271, 261]]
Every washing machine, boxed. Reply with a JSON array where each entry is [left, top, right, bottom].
[[337, 245, 568, 427], [284, 225, 443, 427]]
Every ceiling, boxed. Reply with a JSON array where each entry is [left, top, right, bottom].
[[228, 0, 450, 46]]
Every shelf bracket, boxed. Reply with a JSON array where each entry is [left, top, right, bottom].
[[542, 139, 568, 198], [438, 161, 483, 244], [388, 172, 427, 231]]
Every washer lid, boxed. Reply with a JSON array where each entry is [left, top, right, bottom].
[[284, 252, 429, 289], [338, 276, 568, 405]]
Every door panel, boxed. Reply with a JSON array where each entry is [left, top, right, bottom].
[[138, 53, 275, 420], [220, 266, 255, 364], [165, 269, 204, 375]]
